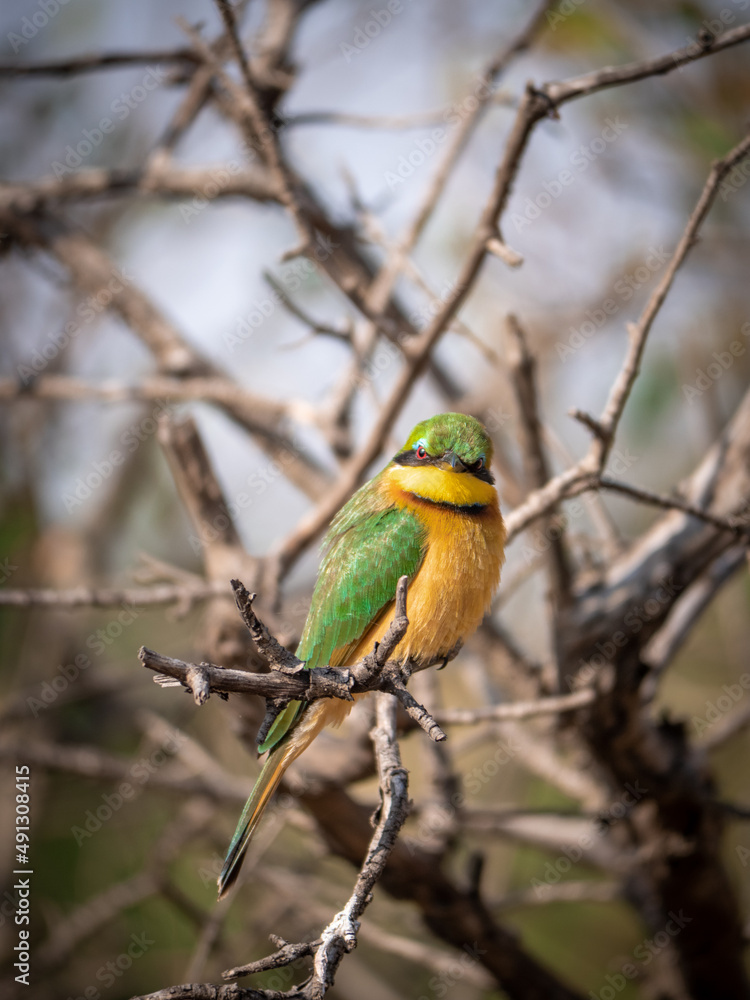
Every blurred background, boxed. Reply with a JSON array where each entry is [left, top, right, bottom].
[[0, 1, 749, 997]]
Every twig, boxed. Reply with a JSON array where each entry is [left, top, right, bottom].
[[643, 547, 748, 676], [0, 49, 200, 76], [502, 130, 750, 544], [224, 938, 320, 980], [0, 738, 250, 803], [0, 164, 281, 210], [216, 695, 410, 997], [435, 687, 596, 725], [142, 577, 446, 745], [545, 22, 750, 104], [263, 271, 352, 342], [285, 105, 515, 130], [594, 475, 750, 538], [309, 694, 409, 996], [493, 880, 621, 910], [0, 581, 228, 608], [591, 131, 750, 467], [505, 313, 572, 633]]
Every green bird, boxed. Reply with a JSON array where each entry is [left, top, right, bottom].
[[218, 412, 506, 897]]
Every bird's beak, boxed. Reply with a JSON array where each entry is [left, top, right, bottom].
[[443, 450, 468, 473]]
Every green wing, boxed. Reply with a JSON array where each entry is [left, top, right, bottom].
[[297, 500, 427, 669], [258, 478, 427, 753]]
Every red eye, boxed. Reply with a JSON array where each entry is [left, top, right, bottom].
[[474, 457, 484, 470], [416, 445, 427, 459]]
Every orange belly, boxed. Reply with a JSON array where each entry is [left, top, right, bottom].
[[315, 491, 505, 732]]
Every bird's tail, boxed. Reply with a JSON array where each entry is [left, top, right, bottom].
[[217, 741, 288, 899], [217, 698, 352, 898]]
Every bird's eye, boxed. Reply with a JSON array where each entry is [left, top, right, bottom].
[[415, 445, 427, 459], [474, 457, 484, 470]]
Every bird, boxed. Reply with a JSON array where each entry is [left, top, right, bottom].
[[218, 411, 506, 898]]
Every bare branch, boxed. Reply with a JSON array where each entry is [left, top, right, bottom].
[[435, 687, 596, 725], [0, 581, 227, 608], [0, 50, 199, 76]]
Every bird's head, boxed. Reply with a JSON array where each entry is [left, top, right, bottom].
[[393, 412, 495, 485], [386, 414, 498, 510]]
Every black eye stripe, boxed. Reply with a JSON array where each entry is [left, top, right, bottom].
[[393, 449, 495, 483]]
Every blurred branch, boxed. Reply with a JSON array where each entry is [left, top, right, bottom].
[[589, 130, 750, 469], [701, 697, 750, 752], [0, 49, 199, 76], [504, 130, 750, 545], [592, 475, 750, 538], [0, 580, 227, 607], [300, 783, 588, 999], [286, 104, 514, 129], [494, 880, 621, 910], [505, 312, 572, 688], [0, 374, 300, 424], [546, 21, 750, 104], [0, 739, 249, 802], [0, 210, 327, 499], [643, 547, 748, 677], [0, 164, 281, 211], [435, 687, 595, 725], [36, 801, 213, 976]]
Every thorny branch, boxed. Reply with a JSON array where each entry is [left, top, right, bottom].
[[141, 577, 449, 743]]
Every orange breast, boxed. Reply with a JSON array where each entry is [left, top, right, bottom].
[[303, 479, 505, 736], [344, 485, 506, 667]]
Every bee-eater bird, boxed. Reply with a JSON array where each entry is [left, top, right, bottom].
[[218, 412, 506, 897]]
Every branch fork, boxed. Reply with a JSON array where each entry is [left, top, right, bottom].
[[140, 575, 449, 744]]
